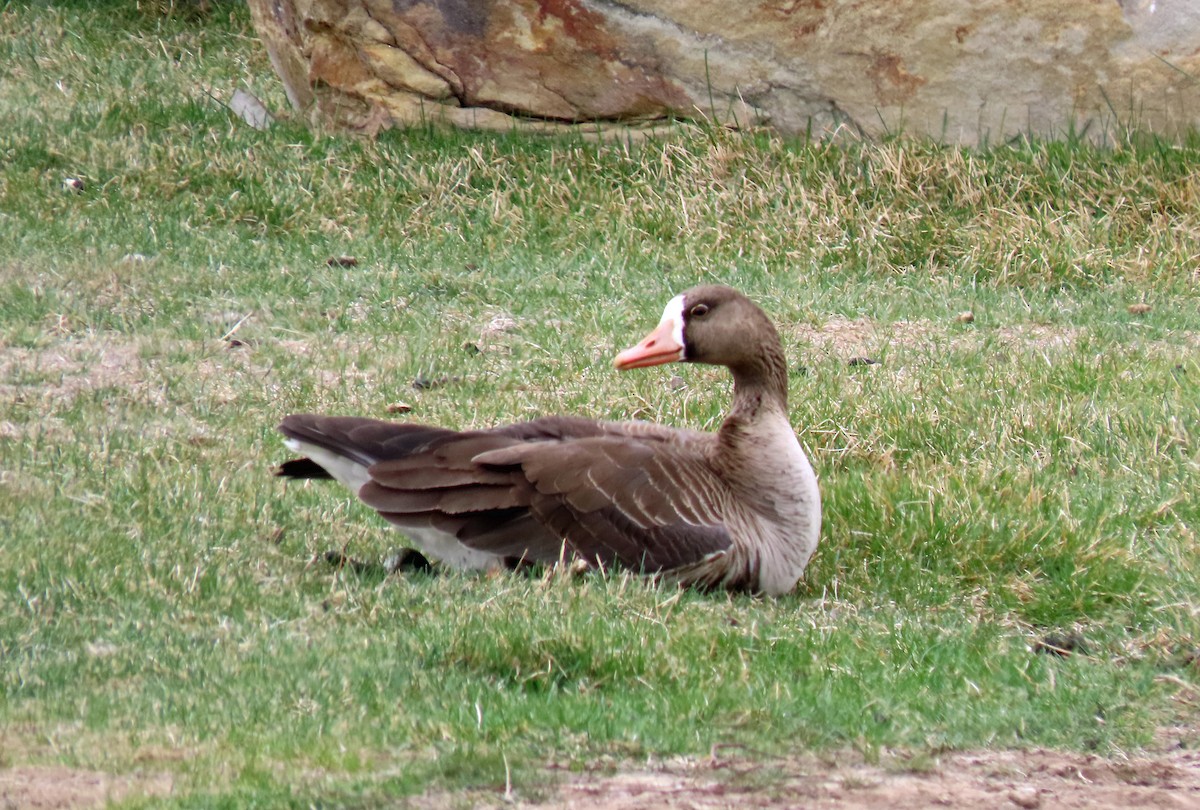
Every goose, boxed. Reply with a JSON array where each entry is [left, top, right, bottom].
[[276, 285, 821, 595]]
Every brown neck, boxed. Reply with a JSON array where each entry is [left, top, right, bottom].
[[714, 344, 794, 491], [722, 340, 790, 433]]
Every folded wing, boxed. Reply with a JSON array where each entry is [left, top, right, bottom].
[[282, 414, 733, 574]]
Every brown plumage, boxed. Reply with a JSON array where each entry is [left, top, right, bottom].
[[277, 285, 821, 595]]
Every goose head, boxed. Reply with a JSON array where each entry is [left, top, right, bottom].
[[614, 285, 785, 379]]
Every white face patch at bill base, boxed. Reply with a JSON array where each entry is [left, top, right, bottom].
[[661, 293, 686, 358]]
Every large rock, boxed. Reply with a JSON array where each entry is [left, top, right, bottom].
[[248, 0, 1200, 143]]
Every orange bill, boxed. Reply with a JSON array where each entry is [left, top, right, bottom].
[[613, 318, 684, 370]]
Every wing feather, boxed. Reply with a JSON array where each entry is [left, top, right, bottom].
[[466, 434, 734, 573]]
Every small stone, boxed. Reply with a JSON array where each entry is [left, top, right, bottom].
[[481, 314, 519, 337], [668, 375, 687, 391], [956, 310, 975, 323], [85, 640, 119, 658], [1127, 303, 1151, 315], [230, 88, 274, 130], [1008, 786, 1041, 809], [386, 401, 413, 414]]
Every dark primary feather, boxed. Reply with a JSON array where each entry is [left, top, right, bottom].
[[276, 457, 333, 480], [278, 414, 459, 467]]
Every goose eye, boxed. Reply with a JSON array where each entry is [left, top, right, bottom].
[[690, 304, 710, 318]]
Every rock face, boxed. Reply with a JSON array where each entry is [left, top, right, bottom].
[[248, 0, 1200, 143]]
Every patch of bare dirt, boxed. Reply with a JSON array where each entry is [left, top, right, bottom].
[[791, 317, 1084, 361], [0, 332, 412, 434], [411, 748, 1200, 810], [995, 324, 1080, 353], [0, 331, 298, 410], [0, 765, 172, 809], [0, 337, 151, 406], [792, 316, 899, 359]]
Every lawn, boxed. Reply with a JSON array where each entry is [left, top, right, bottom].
[[1, 2, 1198, 806]]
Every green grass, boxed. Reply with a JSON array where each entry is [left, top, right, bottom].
[[2, 1, 1199, 805]]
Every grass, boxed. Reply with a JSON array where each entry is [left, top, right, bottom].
[[2, 1, 1199, 805]]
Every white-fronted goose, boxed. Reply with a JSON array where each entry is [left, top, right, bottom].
[[276, 285, 821, 595]]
